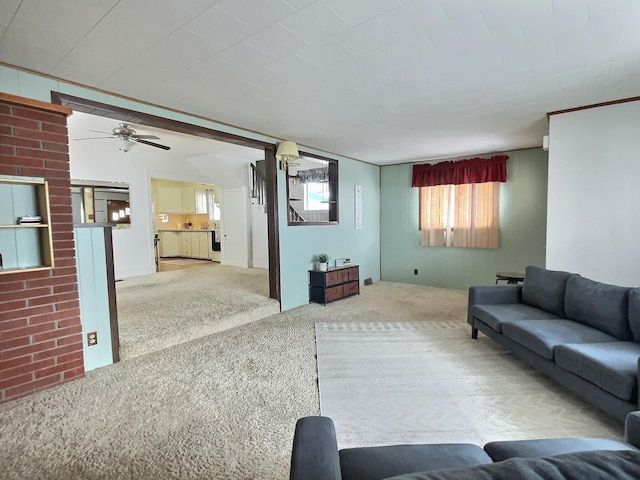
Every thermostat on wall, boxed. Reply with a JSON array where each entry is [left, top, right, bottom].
[[335, 258, 350, 267]]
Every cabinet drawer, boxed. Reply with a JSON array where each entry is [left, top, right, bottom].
[[344, 281, 359, 297], [337, 269, 350, 283], [348, 267, 359, 281], [326, 285, 344, 302], [325, 271, 340, 287]]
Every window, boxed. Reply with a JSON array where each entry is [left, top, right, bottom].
[[207, 191, 221, 221], [303, 182, 329, 211], [413, 155, 508, 248], [419, 182, 500, 248]]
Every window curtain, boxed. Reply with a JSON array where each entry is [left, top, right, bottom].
[[419, 183, 500, 248], [419, 184, 452, 247], [451, 183, 500, 248], [295, 167, 329, 184], [416, 155, 506, 249], [412, 155, 508, 188]]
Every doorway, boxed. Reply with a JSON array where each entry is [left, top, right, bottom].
[[152, 178, 224, 272], [53, 91, 281, 302]]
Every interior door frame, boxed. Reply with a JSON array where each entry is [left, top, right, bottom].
[[51, 92, 281, 303]]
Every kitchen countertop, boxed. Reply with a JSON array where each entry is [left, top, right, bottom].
[[157, 229, 216, 232]]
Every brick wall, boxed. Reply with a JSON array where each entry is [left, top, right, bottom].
[[0, 93, 84, 403]]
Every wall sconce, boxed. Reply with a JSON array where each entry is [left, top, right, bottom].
[[276, 141, 299, 171]]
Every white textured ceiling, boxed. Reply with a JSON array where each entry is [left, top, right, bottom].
[[1, 0, 639, 165], [67, 111, 264, 163]]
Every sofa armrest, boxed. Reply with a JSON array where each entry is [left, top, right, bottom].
[[467, 285, 523, 326], [290, 416, 342, 480], [625, 411, 640, 448]]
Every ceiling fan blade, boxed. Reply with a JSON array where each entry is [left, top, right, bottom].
[[133, 134, 161, 140], [135, 138, 171, 150], [87, 129, 114, 135], [73, 136, 114, 140]]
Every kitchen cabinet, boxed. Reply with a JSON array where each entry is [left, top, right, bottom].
[[160, 231, 180, 257], [198, 232, 210, 259], [157, 187, 182, 213], [156, 186, 209, 214], [183, 231, 211, 259], [181, 232, 192, 257], [181, 187, 196, 213], [0, 176, 54, 275], [159, 230, 213, 260]]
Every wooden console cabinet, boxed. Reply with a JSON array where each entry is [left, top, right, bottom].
[[309, 265, 359, 305]]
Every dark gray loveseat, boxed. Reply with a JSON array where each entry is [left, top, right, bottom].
[[468, 265, 640, 422], [290, 414, 640, 479]]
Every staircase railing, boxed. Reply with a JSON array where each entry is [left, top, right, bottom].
[[250, 163, 266, 206], [289, 204, 306, 222], [251, 162, 305, 221]]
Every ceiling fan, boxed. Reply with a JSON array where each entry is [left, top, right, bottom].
[[74, 122, 171, 152]]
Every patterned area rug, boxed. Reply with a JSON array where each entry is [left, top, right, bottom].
[[316, 321, 622, 449]]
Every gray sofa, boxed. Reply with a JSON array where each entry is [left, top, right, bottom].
[[468, 265, 640, 422], [289, 414, 640, 479]]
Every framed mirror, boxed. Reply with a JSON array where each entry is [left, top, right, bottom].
[[286, 153, 338, 225]]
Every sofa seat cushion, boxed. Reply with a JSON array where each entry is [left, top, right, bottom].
[[522, 266, 573, 318], [471, 304, 560, 333], [384, 450, 640, 480], [564, 275, 632, 340], [339, 444, 492, 480], [628, 288, 640, 342], [484, 437, 635, 462], [501, 320, 617, 360], [555, 342, 640, 401]]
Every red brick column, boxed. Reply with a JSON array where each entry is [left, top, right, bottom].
[[0, 93, 84, 403]]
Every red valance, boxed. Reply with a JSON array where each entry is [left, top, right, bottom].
[[412, 155, 509, 187]]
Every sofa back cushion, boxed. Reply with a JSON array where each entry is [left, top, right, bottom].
[[384, 450, 640, 480], [628, 288, 640, 342], [522, 266, 572, 318], [564, 275, 632, 340]]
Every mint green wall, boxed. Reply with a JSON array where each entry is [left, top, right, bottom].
[[279, 158, 381, 311], [75, 227, 113, 372], [380, 148, 548, 289], [1, 65, 381, 311], [0, 66, 277, 142]]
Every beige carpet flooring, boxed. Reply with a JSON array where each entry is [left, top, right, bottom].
[[157, 258, 217, 272], [116, 265, 279, 359], [0, 282, 626, 479]]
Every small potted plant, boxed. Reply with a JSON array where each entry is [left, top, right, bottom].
[[317, 253, 329, 271]]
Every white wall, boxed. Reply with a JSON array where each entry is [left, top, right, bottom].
[[547, 100, 640, 286], [251, 202, 269, 269], [70, 141, 217, 279]]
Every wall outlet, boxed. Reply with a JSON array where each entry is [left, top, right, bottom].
[[87, 331, 98, 346], [414, 269, 418, 275]]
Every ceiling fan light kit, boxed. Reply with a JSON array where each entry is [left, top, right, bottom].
[[118, 137, 136, 152]]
